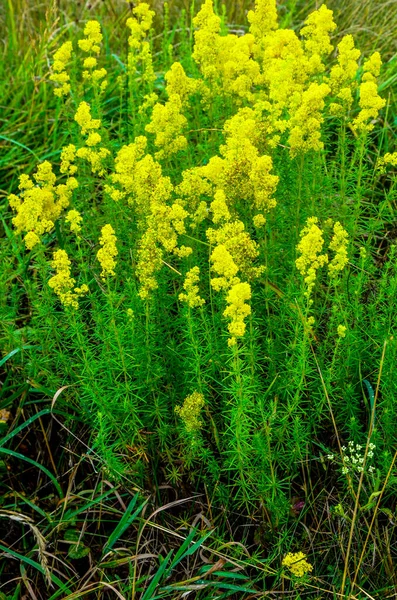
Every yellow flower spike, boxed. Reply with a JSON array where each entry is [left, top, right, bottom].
[[78, 20, 103, 55], [50, 41, 73, 97], [48, 249, 88, 309], [337, 325, 347, 338], [210, 244, 239, 291], [353, 53, 385, 133], [97, 224, 118, 279], [165, 62, 200, 107], [192, 0, 221, 81], [247, 0, 278, 46], [329, 35, 360, 114], [223, 281, 252, 346], [74, 102, 101, 136], [328, 222, 349, 278], [296, 217, 328, 299], [9, 161, 76, 249], [136, 227, 163, 299], [376, 152, 397, 173], [175, 391, 205, 432], [301, 4, 336, 74], [179, 267, 205, 309], [65, 209, 83, 235], [60, 144, 77, 175], [126, 3, 156, 85], [145, 95, 188, 159], [210, 189, 231, 224], [288, 83, 331, 156], [282, 552, 313, 578]]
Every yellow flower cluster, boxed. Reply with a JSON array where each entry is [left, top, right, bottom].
[[328, 221, 349, 278], [48, 249, 88, 309], [337, 324, 347, 338], [353, 52, 385, 132], [247, 0, 278, 50], [126, 3, 155, 86], [65, 209, 83, 235], [282, 552, 313, 578], [288, 83, 331, 156], [300, 4, 336, 74], [60, 144, 78, 176], [208, 220, 264, 285], [329, 35, 360, 114], [8, 161, 77, 249], [50, 41, 73, 97], [376, 151, 397, 173], [78, 20, 103, 54], [145, 94, 188, 159], [192, 0, 261, 101], [295, 217, 328, 301], [78, 20, 107, 90], [223, 282, 252, 346], [97, 224, 118, 279], [179, 267, 205, 308], [74, 102, 110, 175], [175, 391, 205, 432], [296, 218, 349, 311]]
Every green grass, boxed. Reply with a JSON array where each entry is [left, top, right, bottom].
[[1, 0, 397, 597]]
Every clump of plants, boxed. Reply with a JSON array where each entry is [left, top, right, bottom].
[[1, 0, 397, 596]]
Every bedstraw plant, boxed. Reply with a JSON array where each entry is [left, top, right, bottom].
[[1, 0, 397, 596]]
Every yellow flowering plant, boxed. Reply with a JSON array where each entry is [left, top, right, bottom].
[[3, 3, 396, 593]]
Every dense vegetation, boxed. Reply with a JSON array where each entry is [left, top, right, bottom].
[[1, 0, 397, 597]]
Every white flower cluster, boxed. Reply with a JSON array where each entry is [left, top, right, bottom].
[[327, 440, 376, 475]]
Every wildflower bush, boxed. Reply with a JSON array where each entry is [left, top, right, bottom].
[[1, 0, 397, 595]]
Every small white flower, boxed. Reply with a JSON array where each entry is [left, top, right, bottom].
[[356, 444, 362, 451], [368, 451, 374, 458], [369, 466, 375, 473], [342, 467, 349, 474], [359, 458, 364, 463], [345, 456, 350, 462], [357, 466, 364, 473], [327, 454, 334, 460], [341, 446, 346, 451], [352, 457, 357, 464]]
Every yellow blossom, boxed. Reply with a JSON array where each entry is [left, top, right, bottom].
[[376, 152, 397, 173], [301, 5, 336, 74], [329, 35, 360, 113], [179, 267, 205, 308], [126, 3, 155, 85], [78, 20, 103, 54], [165, 62, 200, 106], [353, 52, 385, 132], [97, 224, 118, 278], [60, 144, 77, 175], [9, 161, 76, 248], [50, 41, 73, 97], [65, 209, 83, 235], [74, 101, 101, 135], [247, 0, 278, 48], [296, 217, 328, 299], [48, 249, 88, 309], [328, 222, 349, 278], [337, 325, 347, 338], [282, 552, 313, 578], [288, 83, 330, 156], [175, 391, 205, 432], [223, 281, 252, 346], [145, 95, 188, 159], [210, 189, 231, 224]]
